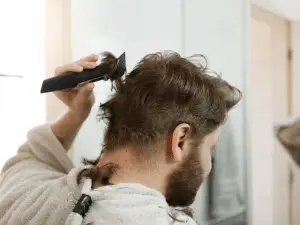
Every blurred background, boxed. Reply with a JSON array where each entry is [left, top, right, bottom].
[[0, 0, 300, 224]]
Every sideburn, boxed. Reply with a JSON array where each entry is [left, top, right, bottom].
[[166, 142, 204, 207]]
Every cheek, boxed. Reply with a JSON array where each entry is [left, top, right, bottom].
[[198, 147, 212, 177]]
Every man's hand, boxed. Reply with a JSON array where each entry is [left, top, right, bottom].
[[54, 54, 99, 120], [51, 54, 99, 150]]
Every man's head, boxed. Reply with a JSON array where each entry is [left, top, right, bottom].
[[81, 51, 241, 207]]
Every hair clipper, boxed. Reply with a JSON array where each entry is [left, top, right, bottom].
[[40, 52, 126, 93]]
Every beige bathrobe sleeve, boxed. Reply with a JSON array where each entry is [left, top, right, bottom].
[[0, 124, 80, 225], [0, 124, 200, 225]]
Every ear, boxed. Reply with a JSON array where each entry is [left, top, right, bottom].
[[171, 123, 191, 162]]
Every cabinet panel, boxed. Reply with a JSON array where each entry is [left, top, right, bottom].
[[184, 1, 247, 223]]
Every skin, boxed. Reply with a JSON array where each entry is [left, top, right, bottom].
[[51, 54, 98, 150], [51, 53, 221, 204], [96, 126, 220, 196]]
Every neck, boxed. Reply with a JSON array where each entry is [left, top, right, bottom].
[[96, 148, 168, 196]]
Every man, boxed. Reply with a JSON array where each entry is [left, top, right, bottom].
[[0, 51, 241, 225]]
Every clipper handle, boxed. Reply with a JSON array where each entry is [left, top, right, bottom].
[[40, 65, 110, 93], [40, 52, 126, 93]]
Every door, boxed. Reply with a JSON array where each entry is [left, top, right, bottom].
[[251, 5, 289, 225]]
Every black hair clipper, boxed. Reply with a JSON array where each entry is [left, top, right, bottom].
[[40, 52, 126, 93]]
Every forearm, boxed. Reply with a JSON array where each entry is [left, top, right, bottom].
[[51, 110, 86, 150]]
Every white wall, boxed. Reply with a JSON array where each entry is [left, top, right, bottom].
[[252, 0, 300, 21], [70, 0, 249, 223], [0, 0, 46, 168]]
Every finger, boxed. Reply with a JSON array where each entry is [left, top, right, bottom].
[[76, 60, 97, 70], [78, 83, 95, 97], [76, 83, 95, 104], [85, 82, 95, 92], [80, 54, 98, 62], [55, 63, 83, 76]]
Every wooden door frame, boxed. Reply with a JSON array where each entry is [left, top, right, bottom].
[[286, 21, 293, 116], [45, 0, 72, 121], [252, 5, 294, 225]]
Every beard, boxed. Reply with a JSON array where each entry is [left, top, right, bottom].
[[165, 146, 205, 207]]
